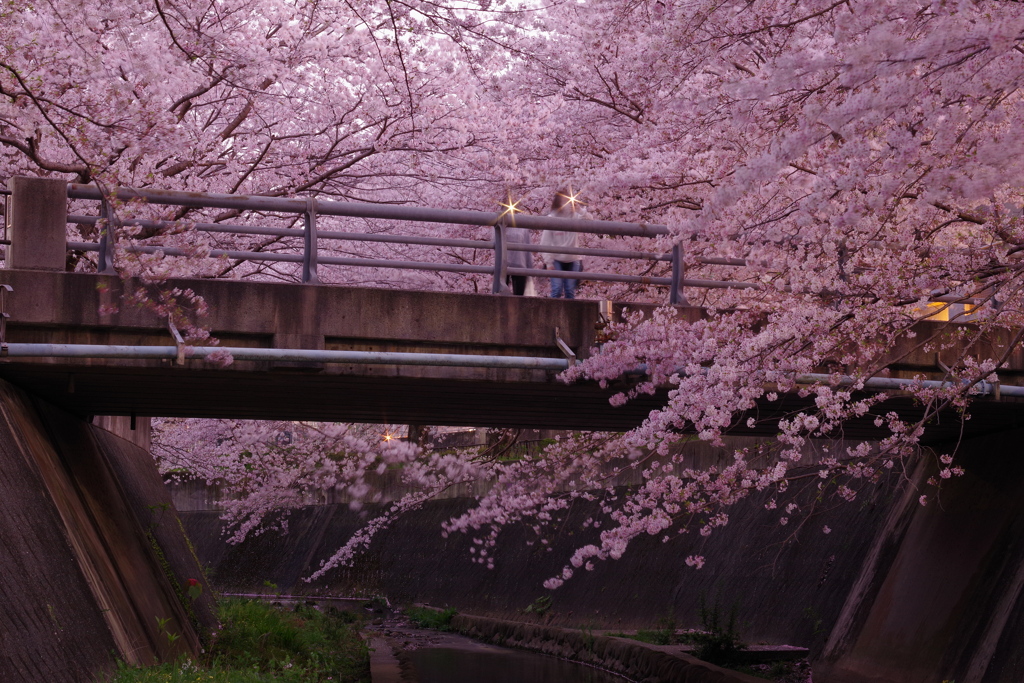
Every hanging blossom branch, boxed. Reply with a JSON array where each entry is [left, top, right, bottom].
[[123, 0, 1024, 589]]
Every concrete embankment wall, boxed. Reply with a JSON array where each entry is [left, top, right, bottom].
[[0, 378, 216, 683], [180, 463, 903, 657], [181, 427, 1024, 683], [818, 428, 1024, 683]]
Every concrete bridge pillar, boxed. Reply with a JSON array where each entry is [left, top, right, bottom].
[[6, 176, 67, 271], [93, 415, 152, 452]]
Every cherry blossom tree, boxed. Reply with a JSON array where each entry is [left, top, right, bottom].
[[454, 0, 1024, 583], [7, 0, 1024, 587], [0, 0, 537, 289]]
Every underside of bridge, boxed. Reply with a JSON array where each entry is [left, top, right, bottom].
[[0, 363, 667, 430], [3, 362, 1024, 442]]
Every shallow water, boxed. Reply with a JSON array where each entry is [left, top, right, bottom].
[[404, 644, 631, 683]]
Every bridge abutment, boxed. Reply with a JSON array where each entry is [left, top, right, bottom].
[[817, 430, 1024, 683], [0, 378, 214, 682]]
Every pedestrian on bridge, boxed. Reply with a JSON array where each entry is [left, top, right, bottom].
[[541, 187, 584, 299], [504, 225, 533, 295]]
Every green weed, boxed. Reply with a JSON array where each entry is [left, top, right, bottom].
[[524, 595, 552, 617], [106, 598, 369, 683], [690, 593, 744, 666], [403, 606, 456, 631]]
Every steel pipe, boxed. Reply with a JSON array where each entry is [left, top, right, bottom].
[[317, 255, 493, 274], [69, 214, 299, 238], [2, 343, 570, 370], [69, 184, 306, 214], [315, 230, 492, 250], [793, 372, 1024, 397], [68, 242, 305, 264], [507, 267, 670, 285], [507, 267, 759, 290], [67, 242, 496, 275], [514, 244, 673, 261], [70, 218, 494, 251], [69, 214, 743, 265]]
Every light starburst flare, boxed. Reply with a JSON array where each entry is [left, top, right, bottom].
[[497, 192, 523, 223]]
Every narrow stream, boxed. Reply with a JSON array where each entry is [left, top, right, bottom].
[[404, 645, 630, 682], [398, 632, 631, 683]]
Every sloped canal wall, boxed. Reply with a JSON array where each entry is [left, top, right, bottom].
[[181, 426, 1024, 683], [180, 462, 897, 666], [0, 379, 216, 682]]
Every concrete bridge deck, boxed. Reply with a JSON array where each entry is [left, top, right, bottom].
[[1, 269, 1024, 441], [0, 269, 674, 430]]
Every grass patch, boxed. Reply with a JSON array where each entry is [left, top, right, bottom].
[[633, 628, 678, 646], [609, 616, 684, 646], [106, 598, 369, 683], [403, 606, 456, 631], [691, 595, 744, 665]]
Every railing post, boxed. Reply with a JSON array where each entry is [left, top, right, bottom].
[[492, 217, 510, 294], [670, 243, 689, 306], [6, 176, 68, 270], [96, 199, 117, 274], [303, 197, 319, 284]]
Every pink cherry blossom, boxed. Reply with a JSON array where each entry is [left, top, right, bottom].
[[5, 0, 1019, 588]]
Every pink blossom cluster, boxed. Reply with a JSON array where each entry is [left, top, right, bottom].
[[6, 0, 1024, 588]]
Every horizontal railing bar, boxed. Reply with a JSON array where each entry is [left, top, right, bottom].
[[507, 267, 669, 285], [508, 267, 760, 289], [69, 184, 305, 212], [67, 183, 669, 238], [69, 215, 494, 250], [2, 343, 570, 370], [681, 277, 761, 290], [316, 255, 493, 274], [69, 242, 304, 263], [69, 242, 493, 274], [794, 372, 1024, 397], [698, 256, 749, 267], [69, 215, 748, 269], [509, 214, 668, 237], [514, 244, 672, 261], [68, 240, 759, 288], [315, 230, 492, 250], [69, 214, 746, 267], [69, 214, 299, 238]]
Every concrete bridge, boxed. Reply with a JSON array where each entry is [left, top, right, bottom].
[[0, 268, 675, 431], [8, 177, 1024, 683], [3, 175, 1024, 440]]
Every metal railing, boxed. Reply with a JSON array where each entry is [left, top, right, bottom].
[[0, 343, 572, 371], [63, 184, 757, 304]]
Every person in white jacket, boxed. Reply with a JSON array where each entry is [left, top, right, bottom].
[[540, 187, 583, 298]]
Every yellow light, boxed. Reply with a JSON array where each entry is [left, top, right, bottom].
[[563, 186, 584, 210], [916, 302, 949, 321], [383, 432, 393, 442], [498, 192, 522, 222]]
